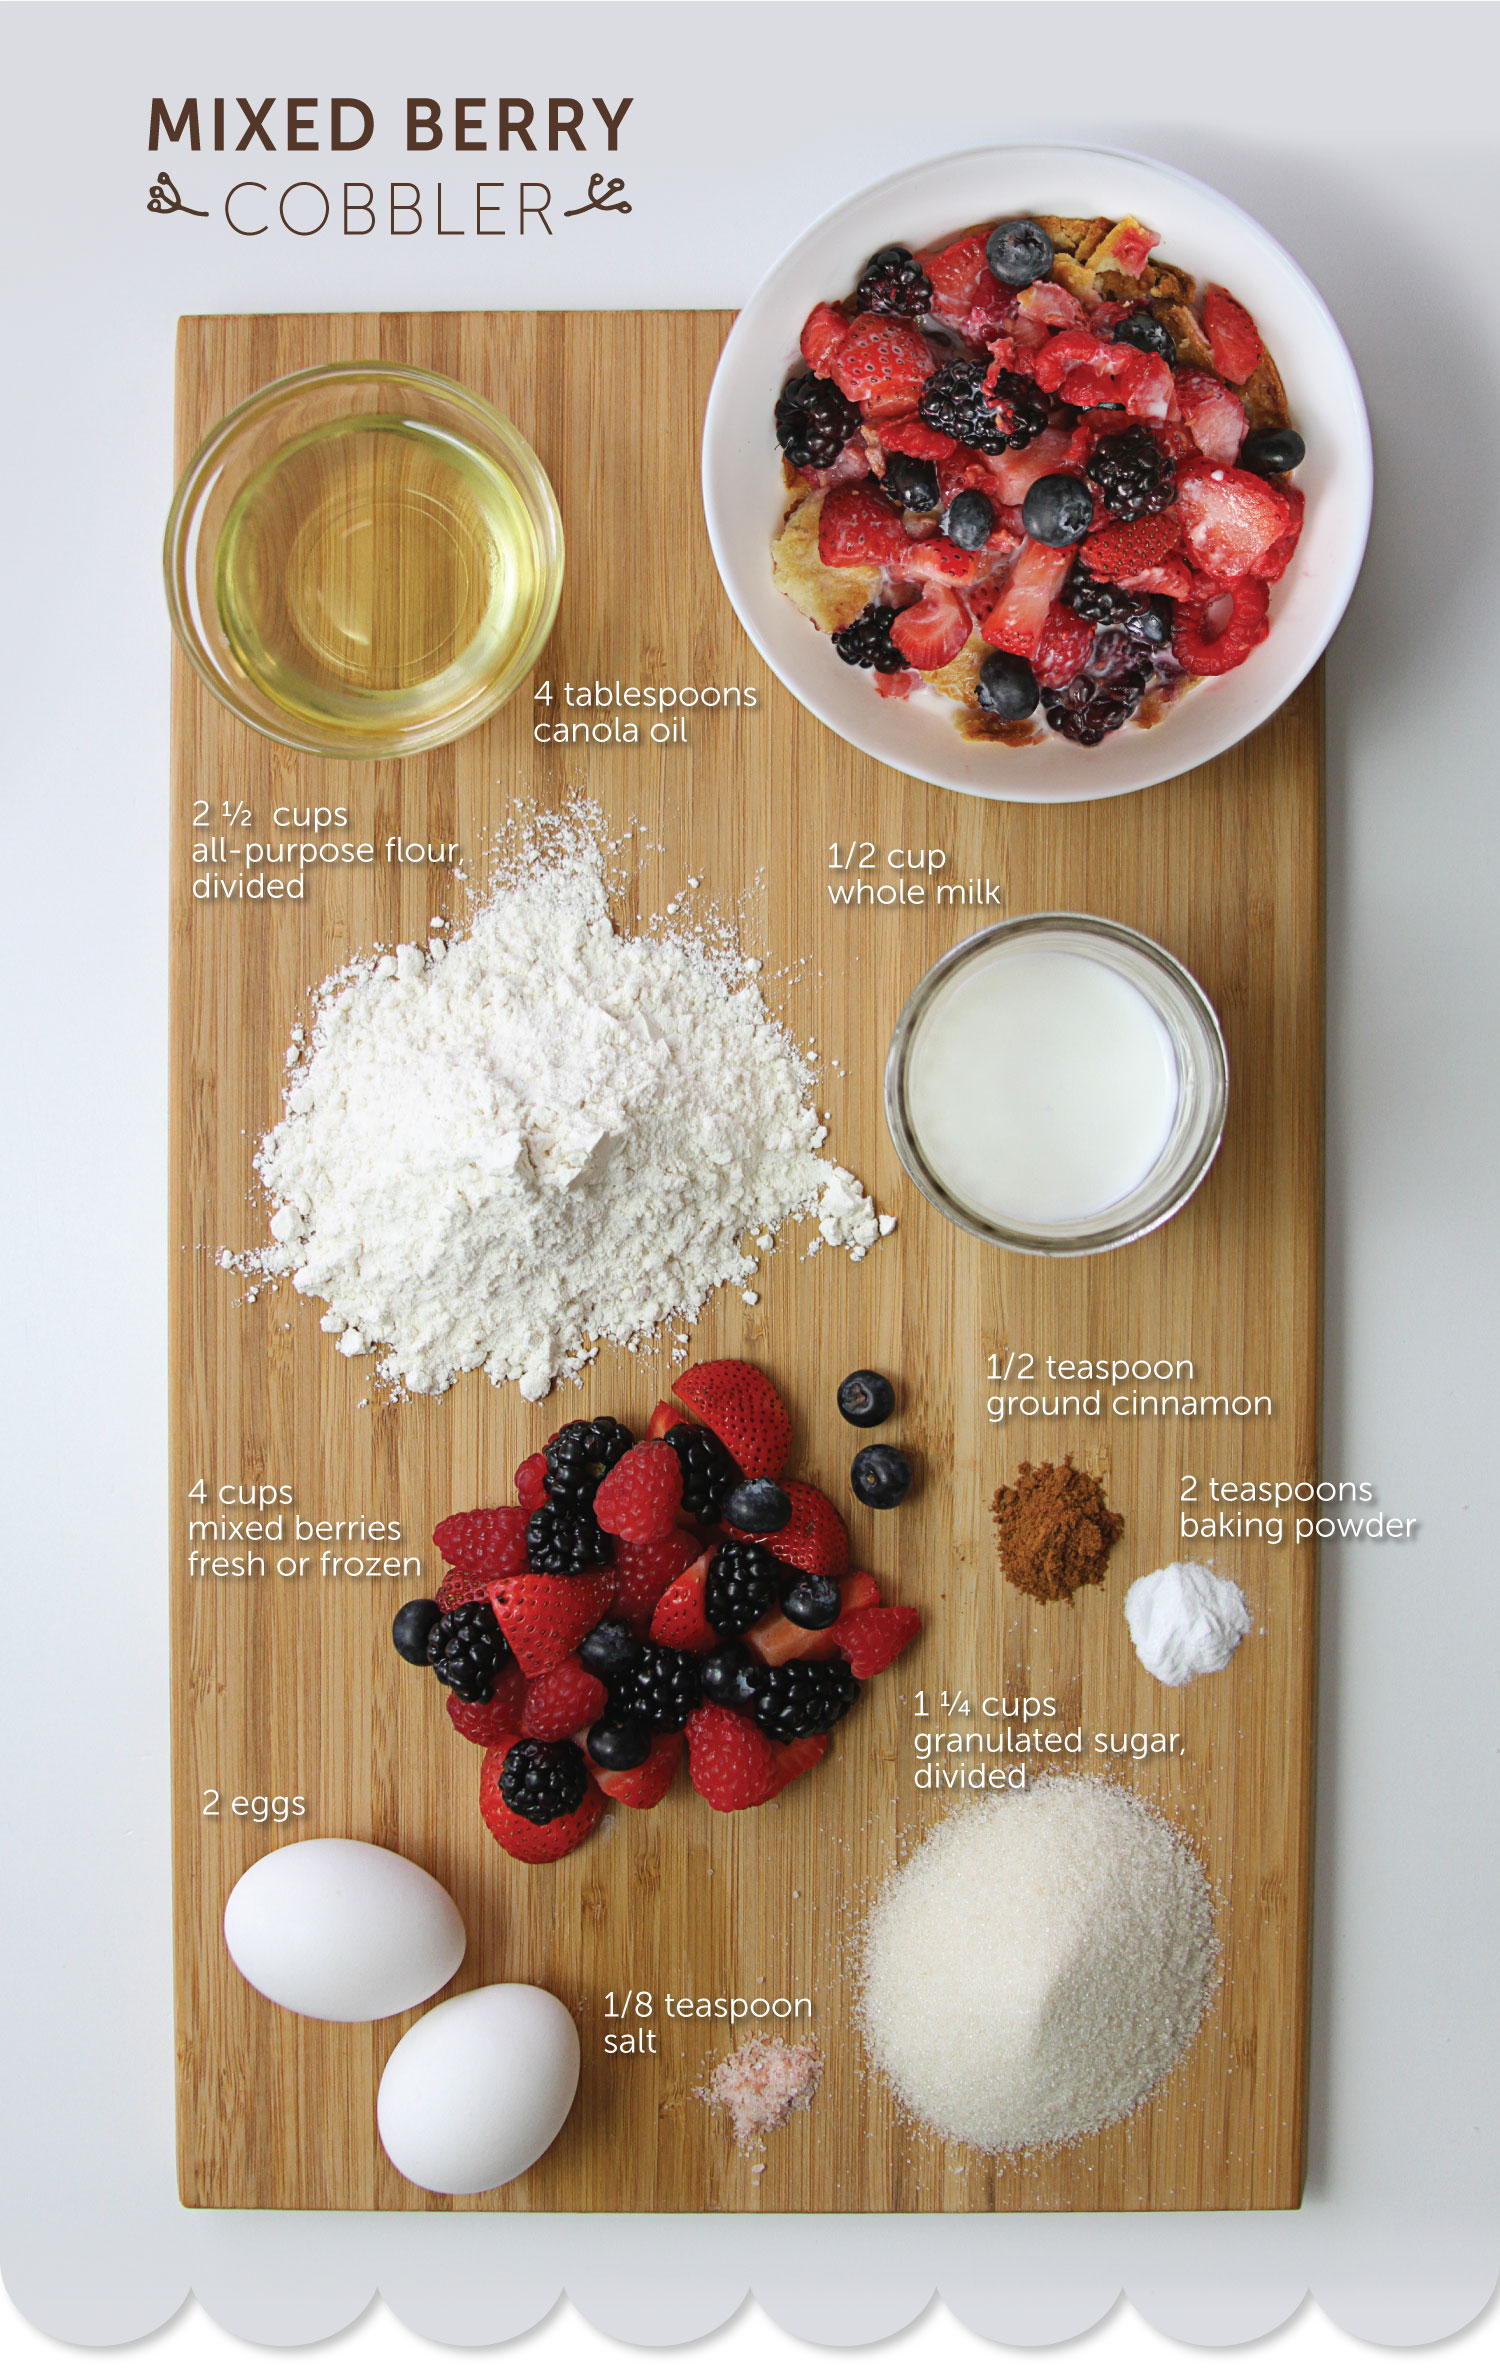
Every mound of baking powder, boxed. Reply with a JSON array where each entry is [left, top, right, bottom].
[[221, 812, 891, 1400]]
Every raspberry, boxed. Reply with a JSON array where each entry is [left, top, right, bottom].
[[514, 1453, 549, 1515], [592, 1440, 684, 1543], [521, 1656, 609, 1743], [685, 1704, 779, 1811], [829, 312, 935, 414], [431, 1505, 528, 1579], [445, 1659, 529, 1744], [816, 482, 910, 569], [829, 1604, 922, 1679], [1032, 602, 1096, 690], [1080, 513, 1181, 583], [1170, 575, 1270, 676], [799, 300, 849, 374], [1201, 285, 1263, 383]]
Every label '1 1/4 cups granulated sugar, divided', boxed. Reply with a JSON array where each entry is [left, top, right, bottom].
[[857, 1779, 1218, 2153]]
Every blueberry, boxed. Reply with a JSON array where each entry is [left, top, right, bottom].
[[882, 451, 940, 512], [578, 1616, 641, 1678], [723, 1477, 793, 1535], [985, 217, 1054, 288], [837, 1369, 896, 1427], [585, 1713, 653, 1770], [851, 1445, 913, 1509], [1111, 310, 1177, 367], [780, 1573, 842, 1629], [942, 488, 995, 551], [392, 1599, 442, 1664], [1124, 595, 1174, 648], [1239, 425, 1305, 477], [699, 1640, 764, 1711], [976, 649, 1040, 720], [1021, 473, 1095, 548]]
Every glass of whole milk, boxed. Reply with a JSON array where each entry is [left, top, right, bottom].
[[885, 915, 1228, 1256]]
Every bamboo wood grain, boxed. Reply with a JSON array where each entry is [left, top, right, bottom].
[[170, 310, 1321, 2213]]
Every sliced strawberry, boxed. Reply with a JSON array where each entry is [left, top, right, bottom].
[[769, 1735, 828, 1793], [817, 480, 910, 569], [445, 1657, 529, 1745], [830, 1604, 922, 1679], [956, 281, 1017, 345], [987, 427, 1075, 506], [1032, 602, 1096, 689], [1080, 512, 1182, 584], [747, 1569, 879, 1666], [432, 1505, 529, 1579], [593, 1441, 684, 1543], [436, 1568, 495, 1612], [590, 1730, 683, 1809], [479, 1752, 606, 1863], [1173, 368, 1246, 466], [1016, 280, 1087, 332], [649, 1550, 718, 1654], [829, 312, 935, 411], [685, 1704, 779, 1810], [1117, 558, 1196, 600], [800, 300, 849, 374], [1032, 328, 1114, 394], [923, 232, 990, 315], [645, 1401, 679, 1440], [1202, 285, 1263, 383], [727, 1479, 848, 1578], [514, 1452, 550, 1515], [489, 1572, 613, 1677], [521, 1656, 608, 1743], [1171, 575, 1270, 675], [1175, 460, 1288, 578], [879, 414, 956, 461], [980, 540, 1074, 656], [674, 1359, 792, 1479], [608, 1527, 700, 1632], [874, 668, 922, 700], [888, 583, 971, 672], [1251, 484, 1304, 582], [898, 536, 994, 589]]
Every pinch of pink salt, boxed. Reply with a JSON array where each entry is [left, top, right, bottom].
[[699, 2035, 823, 2152]]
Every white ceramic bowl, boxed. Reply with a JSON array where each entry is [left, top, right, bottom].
[[702, 145, 1372, 803]]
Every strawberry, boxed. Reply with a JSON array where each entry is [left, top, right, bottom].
[[955, 279, 1018, 345], [674, 1359, 792, 1479], [987, 427, 1075, 506], [514, 1453, 550, 1515], [479, 1751, 606, 1863], [650, 1550, 718, 1653], [874, 668, 922, 700], [889, 582, 971, 671], [769, 1735, 827, 1793], [937, 447, 1006, 507], [898, 536, 994, 588], [831, 1604, 922, 1679], [829, 312, 935, 412], [521, 1656, 608, 1742], [609, 1527, 700, 1631], [879, 414, 956, 461], [1202, 285, 1263, 383], [437, 1568, 495, 1612], [1016, 280, 1087, 333], [1251, 484, 1304, 582], [593, 1441, 684, 1543], [590, 1729, 683, 1809], [1174, 460, 1288, 578], [1116, 558, 1197, 601], [1032, 328, 1114, 394], [432, 1505, 528, 1579], [980, 540, 1074, 657], [685, 1704, 779, 1811], [1080, 513, 1181, 584], [1171, 575, 1270, 676], [817, 481, 910, 569], [489, 1573, 613, 1676], [645, 1401, 679, 1439], [1173, 367, 1246, 466], [1032, 601, 1096, 689], [728, 1479, 848, 1578], [1091, 216, 1161, 278], [749, 1570, 879, 1666], [923, 233, 990, 315], [445, 1658, 529, 1744], [800, 300, 849, 374]]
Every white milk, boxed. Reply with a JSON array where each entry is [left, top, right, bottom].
[[904, 945, 1179, 1226]]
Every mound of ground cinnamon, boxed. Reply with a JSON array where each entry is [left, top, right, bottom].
[[992, 1458, 1124, 1603]]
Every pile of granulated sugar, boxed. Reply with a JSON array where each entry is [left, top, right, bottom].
[[699, 2035, 823, 2154], [221, 811, 892, 1401], [857, 1779, 1218, 2153]]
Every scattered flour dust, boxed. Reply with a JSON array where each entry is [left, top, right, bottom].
[[220, 807, 892, 1401], [700, 2035, 823, 2157]]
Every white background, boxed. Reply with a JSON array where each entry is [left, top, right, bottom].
[[2, 0, 1497, 2364]]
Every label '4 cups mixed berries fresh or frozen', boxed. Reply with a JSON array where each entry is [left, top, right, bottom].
[[391, 1360, 922, 1862], [770, 212, 1306, 748]]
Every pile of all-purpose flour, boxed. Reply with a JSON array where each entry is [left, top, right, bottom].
[[221, 812, 892, 1400]]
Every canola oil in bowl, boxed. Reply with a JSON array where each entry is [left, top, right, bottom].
[[213, 412, 550, 745]]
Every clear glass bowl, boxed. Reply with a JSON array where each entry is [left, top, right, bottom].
[[164, 361, 564, 760], [884, 914, 1229, 1256]]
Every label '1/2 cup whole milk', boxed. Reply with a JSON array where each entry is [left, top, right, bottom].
[[903, 944, 1179, 1227]]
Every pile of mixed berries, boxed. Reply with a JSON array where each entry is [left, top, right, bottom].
[[772, 210, 1306, 746], [392, 1359, 921, 1864]]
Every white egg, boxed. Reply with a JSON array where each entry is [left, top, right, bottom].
[[223, 1837, 466, 2022], [377, 1984, 580, 2195]]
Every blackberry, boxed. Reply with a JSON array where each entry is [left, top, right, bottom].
[[663, 1423, 739, 1523], [1085, 426, 1176, 522], [774, 371, 861, 471], [611, 1642, 703, 1733], [753, 1653, 860, 1743], [918, 359, 1007, 456], [855, 244, 934, 319], [525, 1501, 612, 1576], [881, 451, 940, 513], [705, 1541, 786, 1637], [543, 1416, 633, 1508], [831, 604, 907, 674], [499, 1737, 589, 1825], [1112, 310, 1177, 367], [1042, 658, 1154, 747], [984, 367, 1051, 451], [425, 1603, 508, 1702], [1063, 565, 1146, 627]]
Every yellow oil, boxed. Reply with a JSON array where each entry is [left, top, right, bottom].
[[214, 413, 546, 742]]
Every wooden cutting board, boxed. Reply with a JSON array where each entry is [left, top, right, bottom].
[[170, 310, 1321, 2214]]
